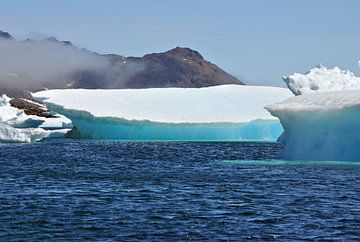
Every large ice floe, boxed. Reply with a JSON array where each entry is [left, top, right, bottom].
[[268, 63, 360, 161], [283, 64, 360, 95], [0, 94, 72, 143], [33, 85, 292, 141]]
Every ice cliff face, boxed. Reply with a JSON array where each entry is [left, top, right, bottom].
[[33, 85, 292, 141], [267, 89, 360, 161], [0, 94, 71, 143], [283, 64, 360, 95]]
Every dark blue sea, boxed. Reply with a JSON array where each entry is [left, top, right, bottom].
[[0, 141, 360, 241]]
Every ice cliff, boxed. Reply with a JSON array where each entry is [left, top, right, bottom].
[[0, 94, 71, 143], [33, 85, 292, 141], [266, 90, 360, 161]]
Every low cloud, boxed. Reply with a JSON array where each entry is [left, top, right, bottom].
[[0, 38, 144, 97]]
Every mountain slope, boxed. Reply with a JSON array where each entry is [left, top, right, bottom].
[[124, 47, 242, 88]]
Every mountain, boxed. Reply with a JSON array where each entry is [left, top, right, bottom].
[[0, 30, 243, 97], [0, 30, 14, 40], [122, 47, 242, 88], [75, 47, 243, 89], [44, 37, 74, 47]]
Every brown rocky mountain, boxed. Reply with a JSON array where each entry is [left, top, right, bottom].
[[123, 47, 242, 88], [0, 31, 243, 97], [75, 47, 243, 89]]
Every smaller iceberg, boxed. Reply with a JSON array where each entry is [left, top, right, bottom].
[[33, 85, 293, 141], [0, 122, 49, 143], [283, 64, 360, 95], [0, 94, 71, 143]]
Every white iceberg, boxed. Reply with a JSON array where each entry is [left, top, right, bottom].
[[0, 123, 69, 143], [271, 63, 360, 161], [283, 64, 360, 95], [0, 122, 50, 143], [0, 94, 72, 143], [266, 89, 360, 161], [33, 85, 293, 141]]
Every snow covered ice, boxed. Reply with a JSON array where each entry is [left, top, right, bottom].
[[0, 122, 49, 143], [33, 85, 292, 141], [0, 94, 71, 143], [267, 63, 360, 161], [266, 90, 360, 161], [283, 64, 360, 95]]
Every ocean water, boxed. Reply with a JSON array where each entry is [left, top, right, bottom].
[[0, 141, 359, 241]]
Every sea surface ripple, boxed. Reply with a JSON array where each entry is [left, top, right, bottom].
[[0, 141, 359, 241]]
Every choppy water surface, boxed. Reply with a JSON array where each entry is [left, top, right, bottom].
[[0, 141, 359, 241]]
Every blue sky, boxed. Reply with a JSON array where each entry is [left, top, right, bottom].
[[1, 0, 359, 86]]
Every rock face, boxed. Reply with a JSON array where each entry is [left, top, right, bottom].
[[9, 98, 56, 118], [73, 47, 243, 89], [124, 47, 243, 88]]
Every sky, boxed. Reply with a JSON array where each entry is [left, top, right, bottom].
[[1, 0, 359, 86]]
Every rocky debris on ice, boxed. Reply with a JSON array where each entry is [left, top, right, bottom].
[[0, 94, 72, 143]]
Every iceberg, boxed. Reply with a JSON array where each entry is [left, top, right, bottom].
[[283, 64, 360, 95], [272, 63, 360, 161], [0, 122, 49, 143], [0, 94, 71, 143], [266, 90, 360, 161], [33, 85, 293, 141]]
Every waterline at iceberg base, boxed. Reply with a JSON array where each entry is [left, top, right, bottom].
[[33, 85, 292, 141]]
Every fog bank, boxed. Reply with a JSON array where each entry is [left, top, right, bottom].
[[0, 38, 144, 97]]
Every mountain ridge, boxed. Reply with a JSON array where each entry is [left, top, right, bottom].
[[0, 30, 243, 97], [0, 30, 14, 40]]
